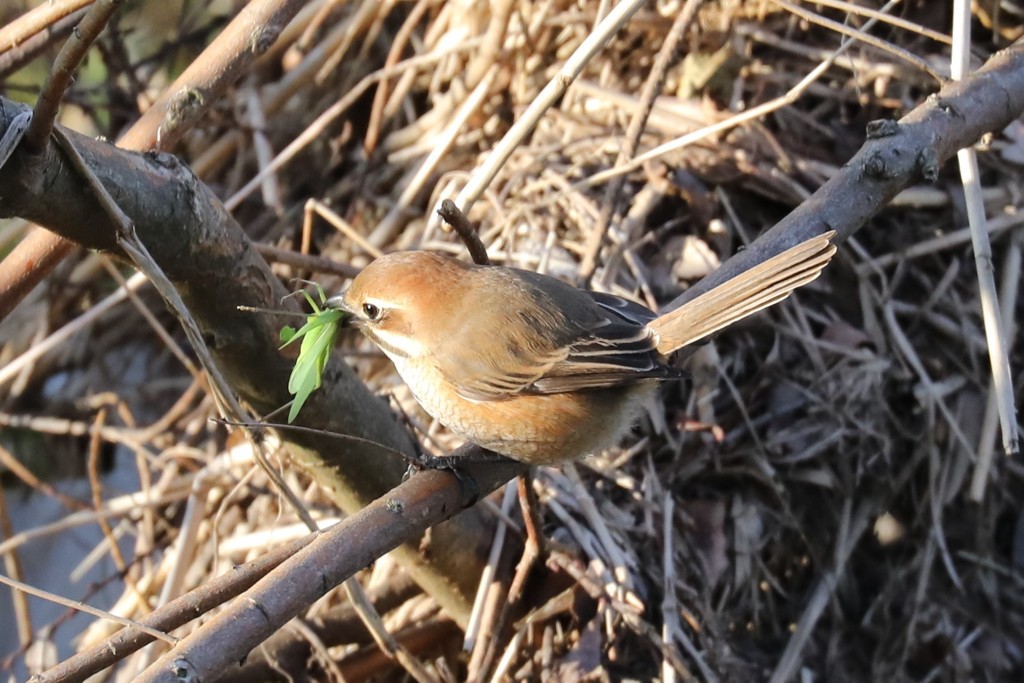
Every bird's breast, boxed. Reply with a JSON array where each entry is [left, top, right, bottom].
[[384, 354, 656, 465]]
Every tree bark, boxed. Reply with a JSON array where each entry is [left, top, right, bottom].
[[0, 98, 502, 625]]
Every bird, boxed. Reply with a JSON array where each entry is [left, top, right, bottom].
[[327, 232, 836, 465]]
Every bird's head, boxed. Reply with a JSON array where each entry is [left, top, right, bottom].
[[327, 251, 469, 359]]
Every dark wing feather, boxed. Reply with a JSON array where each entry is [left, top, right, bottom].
[[529, 291, 684, 395]]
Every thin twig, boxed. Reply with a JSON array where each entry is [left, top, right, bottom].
[[0, 573, 176, 645], [444, 0, 648, 225], [369, 65, 499, 246], [0, 486, 33, 648], [33, 535, 313, 683], [343, 577, 440, 683], [306, 198, 384, 259], [120, 0, 308, 151], [507, 473, 543, 605], [364, 0, 434, 154], [579, 0, 703, 282], [465, 0, 513, 88], [87, 409, 129, 573], [576, 0, 908, 191], [437, 200, 490, 265], [803, 0, 951, 44], [465, 482, 517, 681], [0, 0, 94, 54], [0, 8, 90, 77], [225, 39, 483, 211], [99, 258, 199, 376], [950, 0, 1019, 458], [255, 242, 360, 278], [854, 211, 1024, 272], [0, 267, 141, 387], [0, 441, 88, 511], [970, 232, 1022, 499], [771, 0, 946, 81], [24, 0, 126, 152], [245, 83, 283, 215]]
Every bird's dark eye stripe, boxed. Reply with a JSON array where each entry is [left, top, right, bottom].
[[362, 329, 407, 358]]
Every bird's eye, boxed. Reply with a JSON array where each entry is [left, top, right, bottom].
[[362, 303, 381, 320]]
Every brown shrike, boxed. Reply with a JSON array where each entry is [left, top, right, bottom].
[[329, 232, 836, 465]]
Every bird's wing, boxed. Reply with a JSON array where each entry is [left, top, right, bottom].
[[443, 289, 680, 401], [529, 293, 683, 394], [442, 338, 565, 402]]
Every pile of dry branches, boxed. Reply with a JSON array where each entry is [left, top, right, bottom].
[[1, 0, 1022, 681]]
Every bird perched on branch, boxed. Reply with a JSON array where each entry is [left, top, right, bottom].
[[328, 232, 836, 465]]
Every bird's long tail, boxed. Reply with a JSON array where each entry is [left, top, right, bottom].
[[651, 231, 837, 354]]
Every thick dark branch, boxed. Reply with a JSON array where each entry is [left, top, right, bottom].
[[0, 97, 500, 627], [0, 98, 405, 468], [666, 37, 1024, 311], [0, 0, 310, 325]]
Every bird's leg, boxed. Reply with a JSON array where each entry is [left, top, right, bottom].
[[403, 447, 521, 506], [408, 447, 519, 469]]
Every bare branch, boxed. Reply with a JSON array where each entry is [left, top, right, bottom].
[[24, 0, 127, 152], [438, 200, 490, 266]]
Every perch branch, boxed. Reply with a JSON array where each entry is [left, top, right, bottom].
[[134, 455, 524, 683]]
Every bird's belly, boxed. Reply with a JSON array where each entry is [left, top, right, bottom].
[[389, 356, 656, 464]]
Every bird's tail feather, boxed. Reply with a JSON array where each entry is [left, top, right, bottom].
[[651, 231, 837, 354]]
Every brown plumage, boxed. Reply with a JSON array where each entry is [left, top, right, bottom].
[[330, 232, 836, 464]]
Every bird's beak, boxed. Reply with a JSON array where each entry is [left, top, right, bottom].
[[325, 294, 357, 327], [325, 294, 347, 311]]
